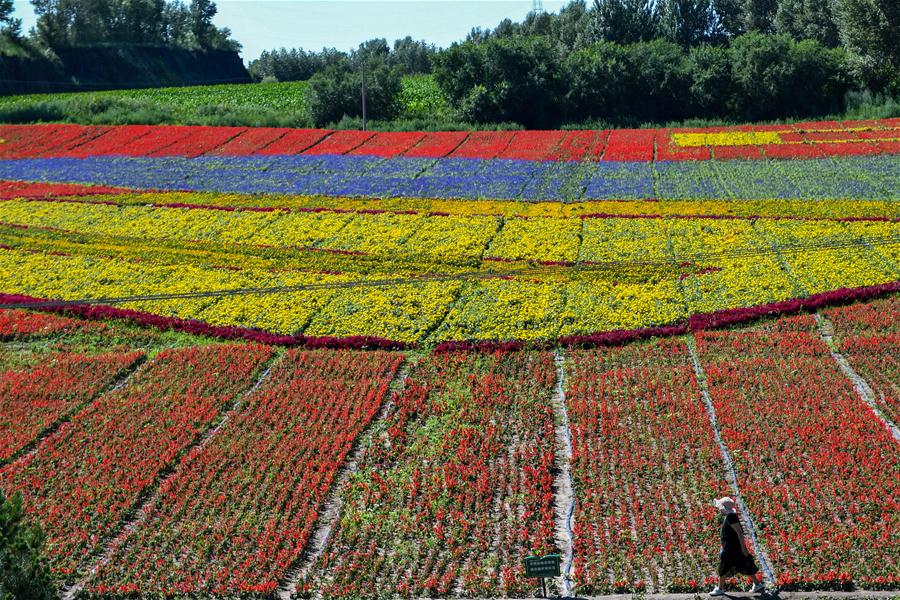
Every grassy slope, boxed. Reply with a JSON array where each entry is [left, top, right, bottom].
[[0, 75, 457, 129]]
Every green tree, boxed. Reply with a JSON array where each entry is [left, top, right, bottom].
[[162, 0, 192, 46], [729, 32, 849, 118], [0, 490, 56, 600], [391, 36, 435, 75], [713, 0, 745, 36], [687, 43, 734, 115], [565, 41, 630, 120], [659, 0, 724, 46], [0, 0, 22, 39], [188, 0, 214, 43], [434, 36, 566, 128], [622, 38, 693, 120], [306, 58, 401, 126], [740, 0, 777, 33], [774, 0, 839, 46], [590, 0, 660, 44], [833, 0, 900, 92]]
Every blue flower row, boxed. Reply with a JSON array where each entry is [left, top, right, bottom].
[[0, 154, 896, 201]]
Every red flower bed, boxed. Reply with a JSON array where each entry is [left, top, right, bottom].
[[85, 349, 402, 596], [548, 130, 609, 161], [0, 309, 93, 339], [3, 120, 898, 160], [146, 126, 246, 158], [603, 129, 655, 161], [0, 124, 71, 159], [252, 128, 331, 155], [403, 131, 469, 158], [762, 144, 827, 159], [0, 343, 272, 576], [310, 351, 557, 598], [301, 130, 375, 155], [349, 131, 427, 157], [60, 125, 160, 158], [0, 181, 133, 199], [206, 127, 290, 156], [567, 339, 730, 594], [111, 125, 197, 157], [874, 140, 900, 153], [450, 130, 517, 159], [694, 315, 900, 589], [711, 145, 766, 159], [823, 294, 900, 427], [29, 125, 111, 158], [0, 350, 142, 461], [498, 130, 567, 161]]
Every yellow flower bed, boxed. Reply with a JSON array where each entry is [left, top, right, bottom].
[[486, 217, 581, 263], [1, 195, 898, 343], [41, 192, 900, 220], [672, 131, 784, 147]]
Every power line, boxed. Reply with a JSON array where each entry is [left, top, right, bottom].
[[0, 231, 897, 310]]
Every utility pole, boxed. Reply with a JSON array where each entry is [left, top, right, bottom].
[[360, 62, 367, 131], [531, 0, 544, 14]]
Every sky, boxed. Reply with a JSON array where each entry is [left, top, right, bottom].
[[12, 0, 568, 62]]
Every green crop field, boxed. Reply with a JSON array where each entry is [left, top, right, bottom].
[[0, 75, 452, 128]]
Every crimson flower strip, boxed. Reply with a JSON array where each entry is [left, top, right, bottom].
[[449, 130, 517, 159], [0, 181, 132, 199], [403, 131, 469, 158], [694, 316, 900, 591], [2, 121, 899, 161], [0, 343, 273, 577], [565, 339, 731, 594], [0, 308, 94, 339], [84, 349, 403, 597], [310, 351, 557, 598], [0, 350, 143, 462], [822, 294, 900, 427]]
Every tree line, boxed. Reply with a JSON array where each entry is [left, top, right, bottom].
[[0, 0, 239, 52], [250, 0, 898, 128]]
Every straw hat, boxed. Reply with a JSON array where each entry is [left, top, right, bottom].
[[714, 496, 736, 512]]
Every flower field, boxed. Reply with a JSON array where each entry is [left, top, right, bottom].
[[308, 351, 557, 598], [565, 339, 730, 594], [0, 343, 272, 576], [85, 349, 403, 596], [694, 316, 900, 590], [0, 119, 898, 597]]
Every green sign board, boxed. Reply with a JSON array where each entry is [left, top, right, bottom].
[[524, 554, 561, 578]]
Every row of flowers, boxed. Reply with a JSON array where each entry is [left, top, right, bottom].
[[2, 197, 898, 276], [694, 315, 900, 590], [0, 349, 142, 462], [822, 294, 900, 428], [0, 306, 96, 340], [565, 339, 736, 594], [2, 152, 897, 201], [5, 187, 899, 223], [83, 349, 403, 597], [0, 343, 274, 576], [3, 121, 897, 162], [307, 350, 558, 598]]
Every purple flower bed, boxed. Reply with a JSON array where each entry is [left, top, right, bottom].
[[1, 154, 896, 201]]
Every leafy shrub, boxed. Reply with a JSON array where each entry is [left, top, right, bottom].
[[305, 60, 402, 127], [434, 36, 566, 128], [729, 32, 851, 119], [0, 489, 56, 600]]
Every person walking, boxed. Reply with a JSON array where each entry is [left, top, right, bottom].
[[710, 496, 766, 596]]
